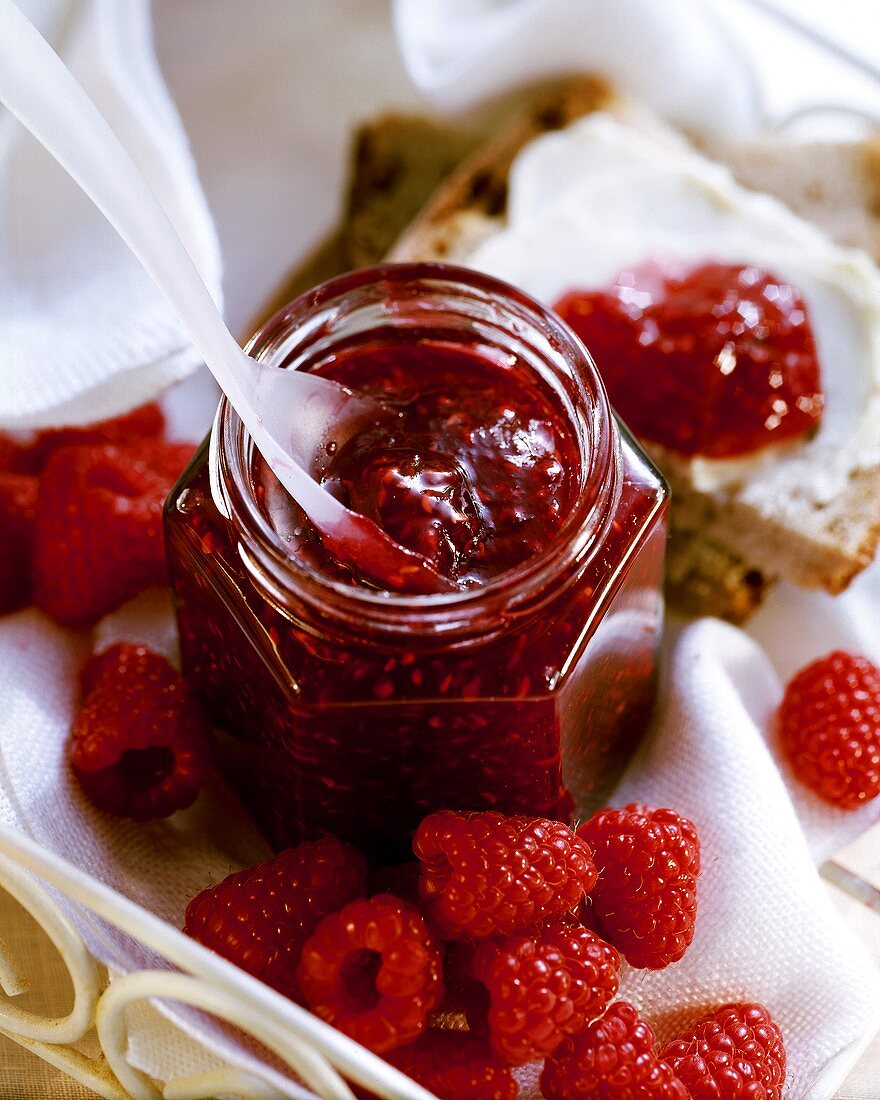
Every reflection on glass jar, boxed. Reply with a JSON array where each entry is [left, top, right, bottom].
[[165, 264, 669, 861]]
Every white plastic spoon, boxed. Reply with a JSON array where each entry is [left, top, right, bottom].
[[0, 0, 450, 595]]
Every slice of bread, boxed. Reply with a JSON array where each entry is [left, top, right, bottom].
[[385, 79, 880, 621], [259, 79, 880, 622]]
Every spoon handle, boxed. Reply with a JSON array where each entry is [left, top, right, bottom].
[[0, 0, 250, 410]]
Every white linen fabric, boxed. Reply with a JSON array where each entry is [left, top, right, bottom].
[[392, 0, 763, 137], [2, 596, 879, 1099], [0, 0, 222, 430], [1, 1, 879, 1097]]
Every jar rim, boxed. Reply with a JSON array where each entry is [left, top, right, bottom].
[[213, 262, 621, 633]]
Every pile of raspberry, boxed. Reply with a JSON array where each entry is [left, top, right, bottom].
[[0, 402, 193, 627], [184, 808, 786, 1100], [0, 406, 215, 822]]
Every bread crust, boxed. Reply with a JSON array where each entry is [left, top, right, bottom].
[[390, 76, 616, 262]]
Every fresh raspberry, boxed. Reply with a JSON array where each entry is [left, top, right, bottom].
[[0, 404, 169, 618], [69, 643, 212, 820], [541, 1001, 688, 1100], [0, 472, 38, 615], [27, 403, 167, 468], [184, 838, 367, 1001], [32, 439, 194, 627], [0, 435, 30, 476], [662, 1002, 786, 1100], [469, 924, 620, 1065], [414, 811, 597, 940], [385, 1033, 517, 1100], [777, 651, 880, 808], [297, 894, 444, 1053], [0, 403, 166, 476], [577, 804, 700, 969]]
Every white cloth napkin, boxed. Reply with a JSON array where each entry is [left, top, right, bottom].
[[2, 598, 879, 1099], [2, 1, 880, 1097], [392, 0, 763, 138], [614, 620, 880, 1098], [0, 0, 221, 430]]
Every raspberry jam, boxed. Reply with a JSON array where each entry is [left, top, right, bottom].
[[165, 265, 669, 859], [262, 342, 580, 589], [555, 261, 825, 458]]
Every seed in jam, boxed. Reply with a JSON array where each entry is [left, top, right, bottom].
[[332, 448, 483, 577], [555, 261, 825, 459], [263, 341, 580, 591]]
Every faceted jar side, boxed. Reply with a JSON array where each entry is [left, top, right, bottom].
[[166, 438, 666, 862]]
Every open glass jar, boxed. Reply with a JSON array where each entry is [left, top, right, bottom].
[[165, 264, 669, 860]]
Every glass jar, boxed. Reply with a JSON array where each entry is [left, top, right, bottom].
[[165, 264, 669, 861]]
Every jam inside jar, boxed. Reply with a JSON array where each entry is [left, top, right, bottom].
[[165, 264, 669, 860]]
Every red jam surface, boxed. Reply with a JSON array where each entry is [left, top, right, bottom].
[[166, 312, 668, 860], [555, 261, 825, 458], [262, 342, 579, 591]]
